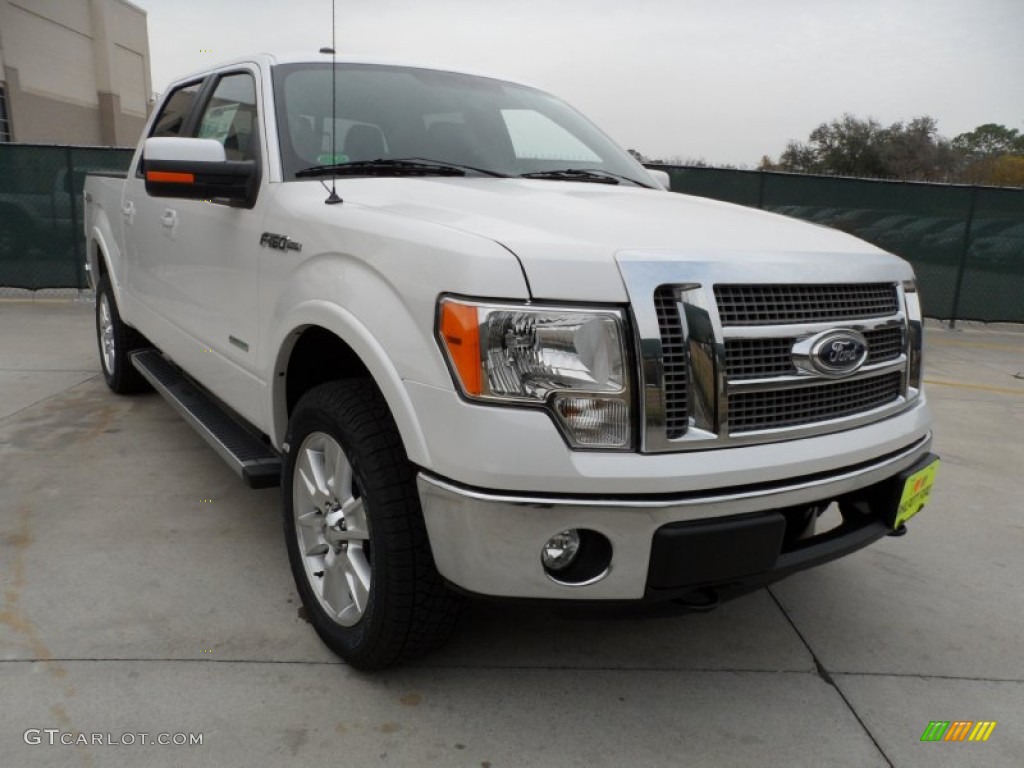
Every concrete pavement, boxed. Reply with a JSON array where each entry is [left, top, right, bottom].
[[1, 302, 1022, 767]]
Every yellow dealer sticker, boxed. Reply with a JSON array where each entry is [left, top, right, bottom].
[[894, 460, 939, 529]]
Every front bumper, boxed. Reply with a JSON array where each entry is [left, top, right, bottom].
[[418, 434, 934, 601]]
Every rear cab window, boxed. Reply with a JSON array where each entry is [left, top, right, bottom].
[[135, 80, 204, 177], [151, 82, 205, 137]]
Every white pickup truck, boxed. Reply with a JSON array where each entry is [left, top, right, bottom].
[[84, 53, 938, 669]]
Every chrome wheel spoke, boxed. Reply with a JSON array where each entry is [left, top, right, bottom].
[[98, 295, 116, 373], [324, 439, 352, 500], [298, 448, 329, 508], [321, 550, 353, 617], [340, 497, 369, 539], [292, 431, 372, 628], [345, 547, 372, 614]]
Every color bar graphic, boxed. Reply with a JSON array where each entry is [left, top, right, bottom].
[[920, 720, 997, 742]]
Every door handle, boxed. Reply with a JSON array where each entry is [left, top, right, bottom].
[[121, 201, 135, 218], [160, 210, 177, 228]]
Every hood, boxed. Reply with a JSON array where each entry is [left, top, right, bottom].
[[337, 177, 903, 302]]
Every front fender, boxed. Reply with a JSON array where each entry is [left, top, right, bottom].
[[268, 301, 433, 467]]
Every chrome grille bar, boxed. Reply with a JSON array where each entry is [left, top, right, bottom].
[[726, 326, 905, 380], [714, 283, 900, 325], [729, 371, 904, 433]]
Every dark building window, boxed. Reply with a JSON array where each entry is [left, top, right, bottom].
[[0, 84, 11, 142]]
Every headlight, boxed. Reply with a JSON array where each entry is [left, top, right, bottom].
[[437, 297, 632, 449]]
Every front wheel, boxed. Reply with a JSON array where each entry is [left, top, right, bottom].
[[283, 380, 461, 670]]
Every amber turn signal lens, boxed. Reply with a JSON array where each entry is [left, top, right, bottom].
[[146, 170, 195, 184], [439, 300, 482, 395]]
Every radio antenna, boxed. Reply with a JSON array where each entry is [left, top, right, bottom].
[[322, 0, 342, 204]]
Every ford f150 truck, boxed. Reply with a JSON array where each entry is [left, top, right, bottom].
[[84, 53, 938, 669]]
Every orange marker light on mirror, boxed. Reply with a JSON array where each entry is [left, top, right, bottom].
[[439, 300, 482, 395], [146, 170, 195, 184]]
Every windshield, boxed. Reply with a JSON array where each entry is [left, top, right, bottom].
[[272, 62, 652, 185]]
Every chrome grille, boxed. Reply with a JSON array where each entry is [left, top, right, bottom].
[[864, 327, 904, 363], [654, 286, 688, 439], [714, 284, 900, 326], [725, 326, 905, 380], [729, 372, 904, 433], [617, 257, 918, 454], [725, 338, 796, 380]]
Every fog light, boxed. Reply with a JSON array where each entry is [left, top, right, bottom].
[[541, 529, 581, 571]]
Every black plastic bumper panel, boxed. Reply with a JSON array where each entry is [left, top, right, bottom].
[[646, 452, 939, 596]]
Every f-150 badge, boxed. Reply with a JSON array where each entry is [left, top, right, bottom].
[[260, 232, 302, 252]]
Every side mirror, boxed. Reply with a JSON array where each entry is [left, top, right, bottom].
[[646, 168, 671, 191], [143, 137, 258, 208]]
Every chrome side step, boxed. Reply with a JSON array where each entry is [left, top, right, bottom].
[[131, 349, 281, 488]]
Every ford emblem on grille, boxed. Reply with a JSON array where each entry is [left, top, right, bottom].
[[792, 330, 869, 378]]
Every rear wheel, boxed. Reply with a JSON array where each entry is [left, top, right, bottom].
[[95, 275, 151, 394], [283, 379, 461, 669]]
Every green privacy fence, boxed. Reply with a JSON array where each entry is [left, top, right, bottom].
[[650, 165, 1024, 324], [1, 145, 1021, 323], [0, 144, 133, 290]]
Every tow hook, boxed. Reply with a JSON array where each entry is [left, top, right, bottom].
[[672, 588, 720, 612]]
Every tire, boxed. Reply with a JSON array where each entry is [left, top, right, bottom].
[[95, 275, 151, 394], [282, 379, 462, 670]]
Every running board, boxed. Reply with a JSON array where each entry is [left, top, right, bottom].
[[131, 349, 281, 488]]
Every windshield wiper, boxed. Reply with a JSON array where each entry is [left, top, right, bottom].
[[296, 159, 464, 178], [519, 168, 620, 185], [400, 158, 510, 178], [519, 168, 653, 187], [296, 158, 507, 179]]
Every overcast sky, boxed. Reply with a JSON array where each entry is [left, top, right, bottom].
[[131, 0, 1024, 166]]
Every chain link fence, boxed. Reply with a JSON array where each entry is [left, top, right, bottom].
[[1, 146, 1020, 323], [0, 144, 133, 294], [650, 165, 1024, 324]]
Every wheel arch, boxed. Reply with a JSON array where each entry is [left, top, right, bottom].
[[269, 302, 432, 467], [87, 220, 120, 296]]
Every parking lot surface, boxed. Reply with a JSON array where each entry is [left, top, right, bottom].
[[1, 301, 1022, 767]]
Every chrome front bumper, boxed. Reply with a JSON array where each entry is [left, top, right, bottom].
[[418, 434, 932, 600]]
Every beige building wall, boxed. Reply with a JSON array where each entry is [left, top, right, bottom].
[[0, 0, 152, 145]]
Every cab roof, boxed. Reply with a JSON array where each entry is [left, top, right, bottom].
[[170, 52, 537, 92]]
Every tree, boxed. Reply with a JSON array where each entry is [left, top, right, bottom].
[[960, 154, 1024, 187], [880, 117, 958, 181], [777, 114, 890, 177], [951, 124, 1024, 157], [772, 114, 962, 181]]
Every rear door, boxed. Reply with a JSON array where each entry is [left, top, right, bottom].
[[154, 67, 267, 425], [122, 78, 207, 321]]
